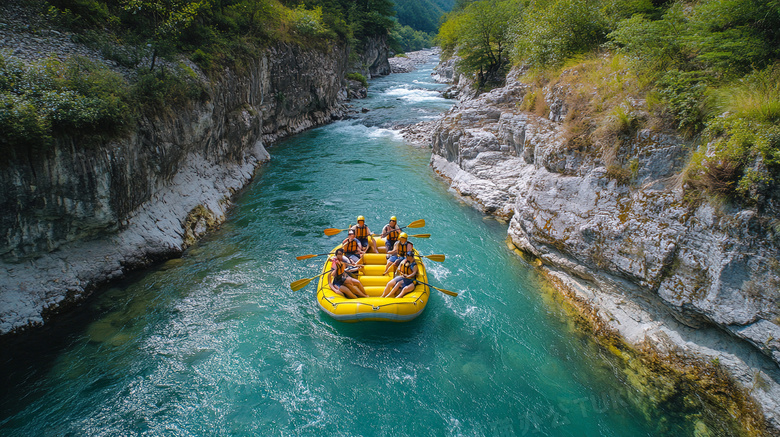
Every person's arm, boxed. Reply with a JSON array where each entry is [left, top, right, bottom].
[[328, 271, 339, 293], [343, 255, 357, 268]]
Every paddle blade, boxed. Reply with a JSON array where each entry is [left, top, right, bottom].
[[410, 234, 431, 239], [324, 228, 344, 236], [296, 254, 318, 260], [433, 286, 458, 297], [424, 254, 445, 262], [406, 219, 425, 229], [415, 280, 457, 297], [290, 277, 315, 291]]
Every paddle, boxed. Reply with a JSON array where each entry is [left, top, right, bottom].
[[372, 233, 430, 239], [290, 269, 333, 291], [325, 219, 426, 237], [324, 227, 350, 236], [416, 254, 445, 262], [414, 279, 457, 297], [295, 252, 332, 260]]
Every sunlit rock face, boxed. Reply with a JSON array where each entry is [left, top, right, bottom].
[[428, 66, 780, 429], [0, 42, 354, 335]]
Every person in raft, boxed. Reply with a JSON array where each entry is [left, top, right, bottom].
[[381, 251, 418, 298], [350, 215, 378, 253], [341, 229, 366, 274], [329, 248, 368, 299], [382, 232, 413, 276], [380, 216, 401, 254]]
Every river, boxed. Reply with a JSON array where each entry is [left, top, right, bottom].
[[1, 55, 729, 436]]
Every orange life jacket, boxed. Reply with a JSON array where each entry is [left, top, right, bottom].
[[396, 240, 411, 256], [399, 259, 417, 278], [343, 239, 359, 254], [385, 225, 400, 241], [354, 224, 369, 239]]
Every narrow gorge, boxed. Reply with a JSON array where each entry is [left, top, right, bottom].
[[2, 0, 779, 431]]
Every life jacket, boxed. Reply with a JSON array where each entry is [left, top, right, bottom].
[[332, 257, 345, 276], [399, 259, 417, 277], [343, 239, 359, 254], [386, 225, 400, 241], [396, 240, 411, 256], [354, 224, 369, 239]]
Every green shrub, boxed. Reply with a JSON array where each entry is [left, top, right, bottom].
[[513, 0, 608, 68], [657, 69, 708, 134], [133, 66, 205, 112], [0, 53, 134, 154], [0, 94, 51, 153], [687, 114, 780, 204], [607, 6, 690, 76], [346, 72, 368, 87], [287, 5, 327, 37], [191, 48, 215, 71], [47, 0, 110, 27]]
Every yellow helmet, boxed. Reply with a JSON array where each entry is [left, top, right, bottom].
[[357, 215, 365, 222], [399, 232, 408, 239], [390, 216, 397, 222]]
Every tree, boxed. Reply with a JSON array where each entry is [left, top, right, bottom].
[[512, 0, 607, 68], [122, 0, 208, 71], [439, 0, 516, 88]]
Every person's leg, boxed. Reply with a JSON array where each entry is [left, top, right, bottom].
[[340, 285, 357, 299], [382, 277, 400, 297], [388, 281, 402, 298], [397, 282, 415, 298], [346, 277, 367, 297], [383, 256, 399, 275]]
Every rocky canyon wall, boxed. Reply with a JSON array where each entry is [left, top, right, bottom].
[[0, 38, 381, 335], [428, 67, 780, 431]]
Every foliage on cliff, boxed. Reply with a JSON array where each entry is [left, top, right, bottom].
[[0, 53, 135, 156], [0, 0, 397, 155], [47, 0, 396, 72], [438, 0, 780, 208]]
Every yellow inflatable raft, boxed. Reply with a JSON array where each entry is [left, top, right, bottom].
[[316, 237, 429, 322]]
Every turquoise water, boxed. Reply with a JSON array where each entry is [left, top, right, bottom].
[[1, 58, 727, 436]]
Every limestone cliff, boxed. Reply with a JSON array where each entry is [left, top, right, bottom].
[[352, 34, 391, 78], [429, 67, 780, 431], [0, 41, 362, 335]]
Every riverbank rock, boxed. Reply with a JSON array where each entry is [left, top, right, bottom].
[[427, 65, 780, 431], [432, 55, 457, 84], [389, 56, 415, 73], [388, 48, 441, 74]]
